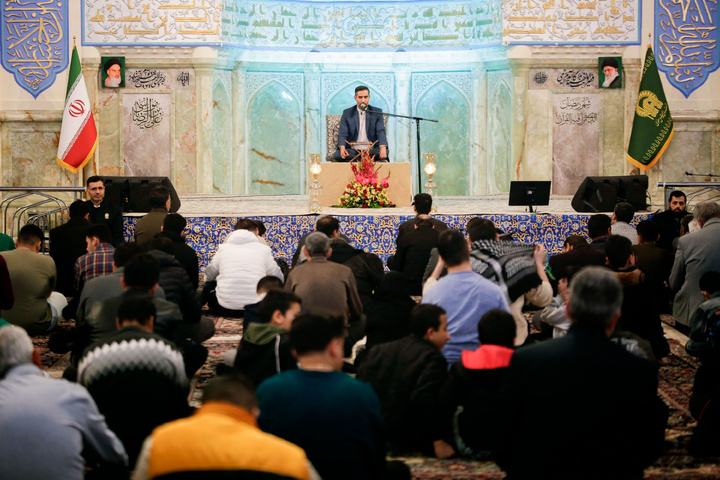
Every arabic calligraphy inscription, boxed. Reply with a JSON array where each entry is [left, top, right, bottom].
[[529, 69, 598, 89], [1, 0, 68, 98], [656, 0, 719, 98], [132, 97, 164, 129]]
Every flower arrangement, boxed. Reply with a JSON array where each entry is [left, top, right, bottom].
[[337, 147, 395, 208]]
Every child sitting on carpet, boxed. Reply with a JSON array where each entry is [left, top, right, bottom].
[[440, 309, 515, 460]]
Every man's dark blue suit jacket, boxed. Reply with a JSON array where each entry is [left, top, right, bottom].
[[337, 104, 387, 149]]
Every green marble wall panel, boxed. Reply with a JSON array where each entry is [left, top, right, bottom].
[[248, 81, 303, 194], [326, 84, 389, 114], [415, 80, 470, 196], [486, 71, 512, 193], [212, 79, 233, 194]]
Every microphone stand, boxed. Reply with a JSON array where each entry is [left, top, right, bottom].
[[365, 106, 439, 194]]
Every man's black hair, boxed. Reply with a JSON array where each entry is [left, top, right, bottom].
[[17, 224, 44, 246], [467, 217, 496, 242], [86, 175, 103, 187], [234, 218, 258, 232], [290, 313, 347, 355], [409, 304, 445, 338], [163, 213, 187, 234], [613, 202, 635, 223], [477, 309, 516, 348], [149, 186, 171, 209], [258, 290, 302, 324], [254, 220, 266, 237], [316, 216, 340, 237], [669, 190, 686, 202], [355, 85, 369, 94], [437, 229, 469, 267], [587, 214, 611, 239], [636, 220, 659, 243], [124, 254, 160, 290], [257, 276, 283, 293], [563, 235, 588, 249], [113, 242, 145, 268], [700, 271, 720, 295], [412, 194, 432, 215], [68, 200, 90, 219], [605, 235, 633, 269], [86, 224, 113, 245], [202, 374, 258, 410], [118, 295, 156, 326], [149, 236, 175, 255]]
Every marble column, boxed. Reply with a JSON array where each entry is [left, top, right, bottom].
[[232, 63, 247, 194], [392, 52, 412, 168], [509, 59, 532, 182], [304, 51, 322, 190], [471, 64, 487, 195], [193, 58, 216, 194]]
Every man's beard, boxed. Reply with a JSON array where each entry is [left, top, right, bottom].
[[106, 76, 122, 87], [602, 71, 618, 87]]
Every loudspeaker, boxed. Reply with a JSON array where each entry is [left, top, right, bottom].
[[571, 175, 648, 213], [101, 176, 181, 213]]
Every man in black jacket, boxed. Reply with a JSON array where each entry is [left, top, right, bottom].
[[329, 237, 383, 309], [50, 200, 92, 296], [391, 215, 440, 295], [357, 304, 455, 459], [233, 290, 302, 387], [157, 213, 199, 289], [493, 266, 668, 479]]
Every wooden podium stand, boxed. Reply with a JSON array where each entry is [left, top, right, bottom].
[[316, 162, 413, 207]]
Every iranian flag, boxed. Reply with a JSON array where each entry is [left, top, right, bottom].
[[56, 46, 97, 174]]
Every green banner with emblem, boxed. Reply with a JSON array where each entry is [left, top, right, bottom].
[[627, 46, 674, 171]]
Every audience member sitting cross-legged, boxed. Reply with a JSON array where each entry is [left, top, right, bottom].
[[78, 295, 191, 466], [257, 313, 410, 480], [441, 309, 516, 460], [285, 232, 364, 356], [605, 235, 670, 362], [0, 325, 128, 479], [132, 374, 319, 480], [493, 266, 669, 479], [358, 304, 455, 459], [231, 290, 302, 386], [685, 271, 720, 420], [1, 224, 67, 335], [421, 229, 510, 366], [203, 218, 283, 318]]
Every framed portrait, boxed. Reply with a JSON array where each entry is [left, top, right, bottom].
[[599, 57, 622, 89], [101, 56, 125, 88]]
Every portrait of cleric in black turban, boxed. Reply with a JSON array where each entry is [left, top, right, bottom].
[[599, 57, 622, 89], [102, 57, 125, 89]]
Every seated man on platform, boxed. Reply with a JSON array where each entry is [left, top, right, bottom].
[[85, 176, 124, 246], [333, 85, 388, 162]]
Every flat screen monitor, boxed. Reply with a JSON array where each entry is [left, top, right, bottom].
[[509, 181, 551, 212]]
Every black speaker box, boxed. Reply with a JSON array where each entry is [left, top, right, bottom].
[[571, 175, 648, 213], [101, 176, 181, 213]]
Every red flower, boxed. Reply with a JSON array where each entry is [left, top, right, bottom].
[[342, 200, 346, 205], [346, 184, 351, 188], [361, 204, 368, 208]]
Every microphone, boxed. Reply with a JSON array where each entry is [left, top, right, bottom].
[[359, 103, 367, 112]]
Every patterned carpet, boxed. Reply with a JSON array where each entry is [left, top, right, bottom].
[[33, 313, 720, 479]]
